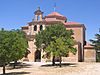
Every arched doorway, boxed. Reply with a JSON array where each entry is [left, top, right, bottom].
[[35, 50, 41, 62]]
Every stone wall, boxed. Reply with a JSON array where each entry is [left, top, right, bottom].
[[84, 43, 96, 62], [84, 48, 96, 62]]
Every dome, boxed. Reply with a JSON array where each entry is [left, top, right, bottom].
[[45, 12, 67, 21], [47, 12, 65, 17]]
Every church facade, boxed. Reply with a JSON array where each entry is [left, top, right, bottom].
[[22, 7, 96, 62]]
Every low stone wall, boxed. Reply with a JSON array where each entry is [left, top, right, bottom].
[[84, 49, 96, 62]]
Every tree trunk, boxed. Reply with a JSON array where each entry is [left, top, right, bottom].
[[59, 56, 62, 67], [13, 60, 17, 68], [52, 55, 55, 66], [3, 63, 5, 74]]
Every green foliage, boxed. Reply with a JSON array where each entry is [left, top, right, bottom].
[[45, 37, 68, 57], [90, 33, 100, 62], [96, 53, 100, 62], [0, 30, 13, 63], [90, 34, 100, 50], [0, 29, 28, 74], [10, 29, 28, 61], [35, 23, 76, 60]]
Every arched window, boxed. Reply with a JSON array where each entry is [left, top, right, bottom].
[[34, 25, 37, 31], [40, 25, 43, 31], [37, 16, 39, 21], [37, 15, 40, 21]]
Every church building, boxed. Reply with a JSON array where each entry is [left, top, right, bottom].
[[22, 7, 96, 62]]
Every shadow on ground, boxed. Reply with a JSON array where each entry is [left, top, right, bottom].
[[41, 62, 78, 67], [0, 72, 30, 75], [7, 62, 32, 70]]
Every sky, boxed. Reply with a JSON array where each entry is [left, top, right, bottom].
[[0, 0, 100, 42]]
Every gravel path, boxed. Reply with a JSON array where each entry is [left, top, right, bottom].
[[0, 62, 100, 75]]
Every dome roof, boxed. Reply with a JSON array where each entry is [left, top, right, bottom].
[[45, 12, 67, 20], [47, 12, 65, 17]]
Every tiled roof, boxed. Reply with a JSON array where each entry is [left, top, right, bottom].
[[28, 21, 62, 25], [47, 12, 65, 17], [22, 26, 28, 30], [64, 22, 86, 28], [84, 42, 94, 49], [45, 12, 67, 20], [64, 22, 80, 25]]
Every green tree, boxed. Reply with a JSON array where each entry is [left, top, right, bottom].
[[0, 29, 28, 74], [10, 29, 28, 68], [0, 30, 12, 74], [35, 23, 76, 66], [90, 33, 100, 62], [45, 37, 76, 67]]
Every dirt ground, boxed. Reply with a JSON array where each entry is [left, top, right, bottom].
[[0, 62, 100, 75]]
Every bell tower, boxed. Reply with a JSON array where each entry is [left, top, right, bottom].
[[34, 7, 43, 21]]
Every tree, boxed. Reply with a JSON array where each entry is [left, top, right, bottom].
[[10, 29, 28, 68], [0, 29, 28, 74], [35, 23, 76, 66], [90, 33, 100, 62], [45, 37, 76, 67], [0, 30, 12, 74]]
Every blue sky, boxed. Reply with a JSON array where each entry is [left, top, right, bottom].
[[0, 0, 100, 42]]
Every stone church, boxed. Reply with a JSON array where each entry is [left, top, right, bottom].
[[22, 7, 96, 62]]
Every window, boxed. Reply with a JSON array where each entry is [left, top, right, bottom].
[[40, 25, 43, 31], [65, 20, 67, 23], [37, 16, 40, 21], [34, 25, 37, 31]]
